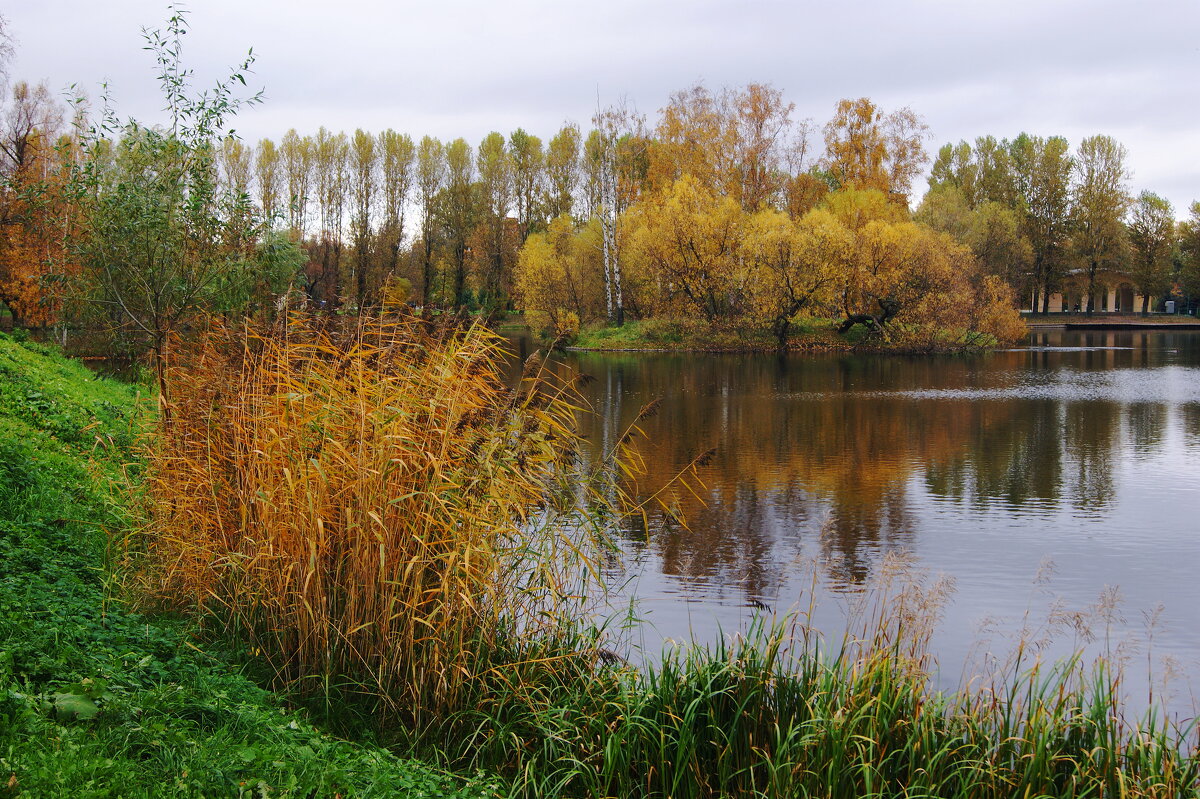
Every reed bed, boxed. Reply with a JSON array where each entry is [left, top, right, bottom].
[[135, 311, 1200, 798], [136, 311, 599, 728]]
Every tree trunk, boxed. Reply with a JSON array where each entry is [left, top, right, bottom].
[[1141, 294, 1149, 315], [422, 237, 434, 307], [1086, 261, 1098, 316], [774, 317, 789, 350], [453, 243, 466, 308]]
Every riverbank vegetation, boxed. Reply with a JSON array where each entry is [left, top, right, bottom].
[[117, 312, 1200, 797], [3, 12, 1197, 352], [0, 331, 494, 797], [3, 8, 1200, 797]]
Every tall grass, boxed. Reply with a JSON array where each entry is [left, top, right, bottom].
[[135, 312, 1200, 797], [135, 312, 600, 729]]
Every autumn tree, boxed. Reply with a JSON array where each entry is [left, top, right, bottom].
[[967, 201, 1032, 296], [378, 129, 414, 283], [545, 123, 581, 220], [823, 187, 907, 232], [313, 127, 348, 304], [587, 102, 645, 324], [972, 136, 1018, 208], [1071, 135, 1131, 314], [508, 128, 544, 242], [650, 83, 738, 198], [475, 131, 513, 306], [0, 81, 65, 327], [822, 97, 929, 202], [515, 215, 603, 338], [415, 135, 445, 306], [734, 83, 798, 210], [1010, 133, 1072, 312], [915, 185, 973, 241], [628, 175, 746, 321], [440, 137, 475, 307], [648, 82, 802, 212], [218, 136, 252, 200], [838, 220, 975, 344], [254, 136, 282, 226], [916, 185, 1032, 296], [928, 142, 977, 205], [1180, 202, 1200, 303], [280, 128, 313, 235], [743, 207, 844, 347], [68, 9, 265, 393], [1127, 191, 1175, 313], [782, 170, 828, 220], [348, 128, 378, 307]]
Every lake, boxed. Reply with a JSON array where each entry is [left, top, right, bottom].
[[517, 328, 1200, 720]]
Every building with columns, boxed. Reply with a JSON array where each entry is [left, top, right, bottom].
[[1028, 269, 1153, 314]]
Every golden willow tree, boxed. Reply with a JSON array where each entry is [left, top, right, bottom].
[[508, 86, 1024, 349]]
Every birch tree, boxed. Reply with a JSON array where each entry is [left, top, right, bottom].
[[588, 102, 644, 325]]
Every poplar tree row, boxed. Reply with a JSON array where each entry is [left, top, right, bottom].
[[921, 135, 1195, 314]]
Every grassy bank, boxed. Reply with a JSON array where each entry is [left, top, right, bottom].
[[0, 332, 494, 798], [564, 316, 1007, 354], [568, 317, 857, 352]]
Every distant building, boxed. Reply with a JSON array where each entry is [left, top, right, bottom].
[[1029, 269, 1152, 314]]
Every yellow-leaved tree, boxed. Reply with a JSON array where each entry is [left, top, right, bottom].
[[514, 215, 603, 340], [838, 220, 969, 345], [742, 207, 847, 348], [627, 176, 747, 321]]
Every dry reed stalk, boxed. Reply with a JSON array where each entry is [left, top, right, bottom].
[[138, 311, 596, 723]]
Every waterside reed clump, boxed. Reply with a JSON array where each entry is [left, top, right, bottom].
[[133, 311, 1199, 798], [134, 311, 599, 729]]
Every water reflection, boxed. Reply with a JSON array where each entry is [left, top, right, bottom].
[[520, 329, 1200, 713]]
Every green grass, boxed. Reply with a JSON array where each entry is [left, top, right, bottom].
[[570, 316, 850, 352], [0, 332, 496, 798], [394, 616, 1200, 799]]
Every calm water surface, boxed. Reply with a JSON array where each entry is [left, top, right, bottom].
[[519, 329, 1200, 718]]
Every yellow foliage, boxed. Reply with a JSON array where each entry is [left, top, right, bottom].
[[822, 188, 907, 232], [627, 176, 746, 321], [742, 207, 847, 345], [381, 273, 411, 310], [514, 215, 602, 338], [139, 313, 593, 723]]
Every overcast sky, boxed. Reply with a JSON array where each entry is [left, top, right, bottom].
[[5, 0, 1199, 213]]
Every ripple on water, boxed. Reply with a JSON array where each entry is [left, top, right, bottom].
[[783, 367, 1200, 405]]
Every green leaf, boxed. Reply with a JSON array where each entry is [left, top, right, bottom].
[[53, 692, 100, 721]]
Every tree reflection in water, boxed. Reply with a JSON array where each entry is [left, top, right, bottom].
[[537, 327, 1200, 602]]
